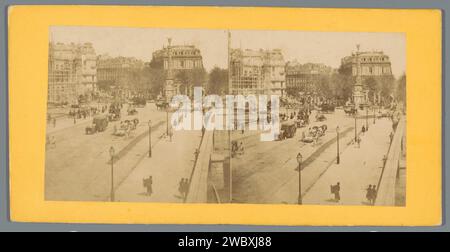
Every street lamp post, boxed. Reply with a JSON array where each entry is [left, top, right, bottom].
[[373, 106, 376, 124], [336, 126, 340, 164], [354, 113, 357, 142], [366, 107, 369, 131], [148, 120, 152, 157], [109, 146, 115, 202], [297, 152, 303, 205], [166, 108, 169, 136]]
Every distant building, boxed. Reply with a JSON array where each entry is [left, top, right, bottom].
[[151, 41, 204, 99], [97, 55, 144, 86], [97, 55, 145, 99], [340, 48, 394, 105], [285, 61, 333, 93], [47, 42, 97, 104], [151, 44, 203, 71], [340, 50, 393, 77], [229, 48, 285, 96]]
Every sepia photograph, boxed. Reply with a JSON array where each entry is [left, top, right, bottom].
[[45, 26, 406, 207]]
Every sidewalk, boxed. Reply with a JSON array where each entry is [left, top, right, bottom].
[[114, 129, 203, 203], [302, 118, 392, 206]]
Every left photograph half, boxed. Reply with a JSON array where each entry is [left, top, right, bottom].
[[45, 26, 229, 203]]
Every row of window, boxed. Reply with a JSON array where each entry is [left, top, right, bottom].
[[360, 56, 389, 62], [171, 50, 200, 56]]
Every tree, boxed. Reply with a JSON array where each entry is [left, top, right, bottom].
[[147, 67, 166, 97], [379, 75, 395, 105], [331, 73, 353, 105], [207, 67, 228, 95], [396, 73, 406, 104], [317, 75, 332, 99], [364, 77, 378, 103], [176, 68, 207, 96]]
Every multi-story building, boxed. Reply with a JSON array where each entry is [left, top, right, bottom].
[[340, 49, 394, 105], [340, 50, 393, 77], [97, 55, 144, 86], [229, 48, 285, 96], [151, 44, 203, 71], [97, 55, 145, 99], [78, 43, 97, 97], [285, 61, 333, 93], [151, 41, 205, 99], [47, 42, 97, 104]]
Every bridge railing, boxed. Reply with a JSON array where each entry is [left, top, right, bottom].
[[375, 116, 405, 206]]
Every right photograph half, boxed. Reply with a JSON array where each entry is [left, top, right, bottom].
[[214, 30, 406, 207]]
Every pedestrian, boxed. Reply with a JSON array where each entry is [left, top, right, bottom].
[[178, 178, 184, 197], [389, 131, 394, 142], [169, 128, 173, 142], [362, 125, 366, 133], [53, 118, 56, 128], [194, 148, 199, 160], [182, 178, 189, 198], [371, 185, 377, 204], [238, 141, 244, 154], [143, 176, 153, 196], [331, 182, 341, 202], [366, 185, 373, 204]]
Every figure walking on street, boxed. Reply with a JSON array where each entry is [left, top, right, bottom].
[[181, 178, 189, 199], [366, 185, 373, 204], [143, 176, 153, 196], [178, 178, 185, 197], [169, 128, 173, 142], [370, 185, 377, 205], [331, 182, 341, 202]]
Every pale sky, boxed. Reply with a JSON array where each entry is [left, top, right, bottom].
[[50, 26, 405, 77], [230, 30, 405, 78]]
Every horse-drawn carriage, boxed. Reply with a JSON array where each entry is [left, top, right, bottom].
[[277, 121, 297, 141], [295, 119, 307, 128], [113, 118, 139, 137], [344, 106, 357, 116], [127, 107, 138, 115], [85, 115, 109, 134], [315, 113, 327, 122], [301, 124, 327, 143], [320, 103, 335, 113], [156, 99, 169, 110], [132, 97, 147, 108], [231, 140, 245, 158], [108, 112, 121, 121]]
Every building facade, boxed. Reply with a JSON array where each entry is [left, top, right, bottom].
[[151, 41, 205, 100], [97, 55, 145, 99], [341, 51, 393, 77], [285, 61, 333, 93], [340, 49, 394, 105], [48, 42, 97, 104], [151, 44, 203, 71], [229, 48, 286, 96], [97, 55, 144, 86]]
